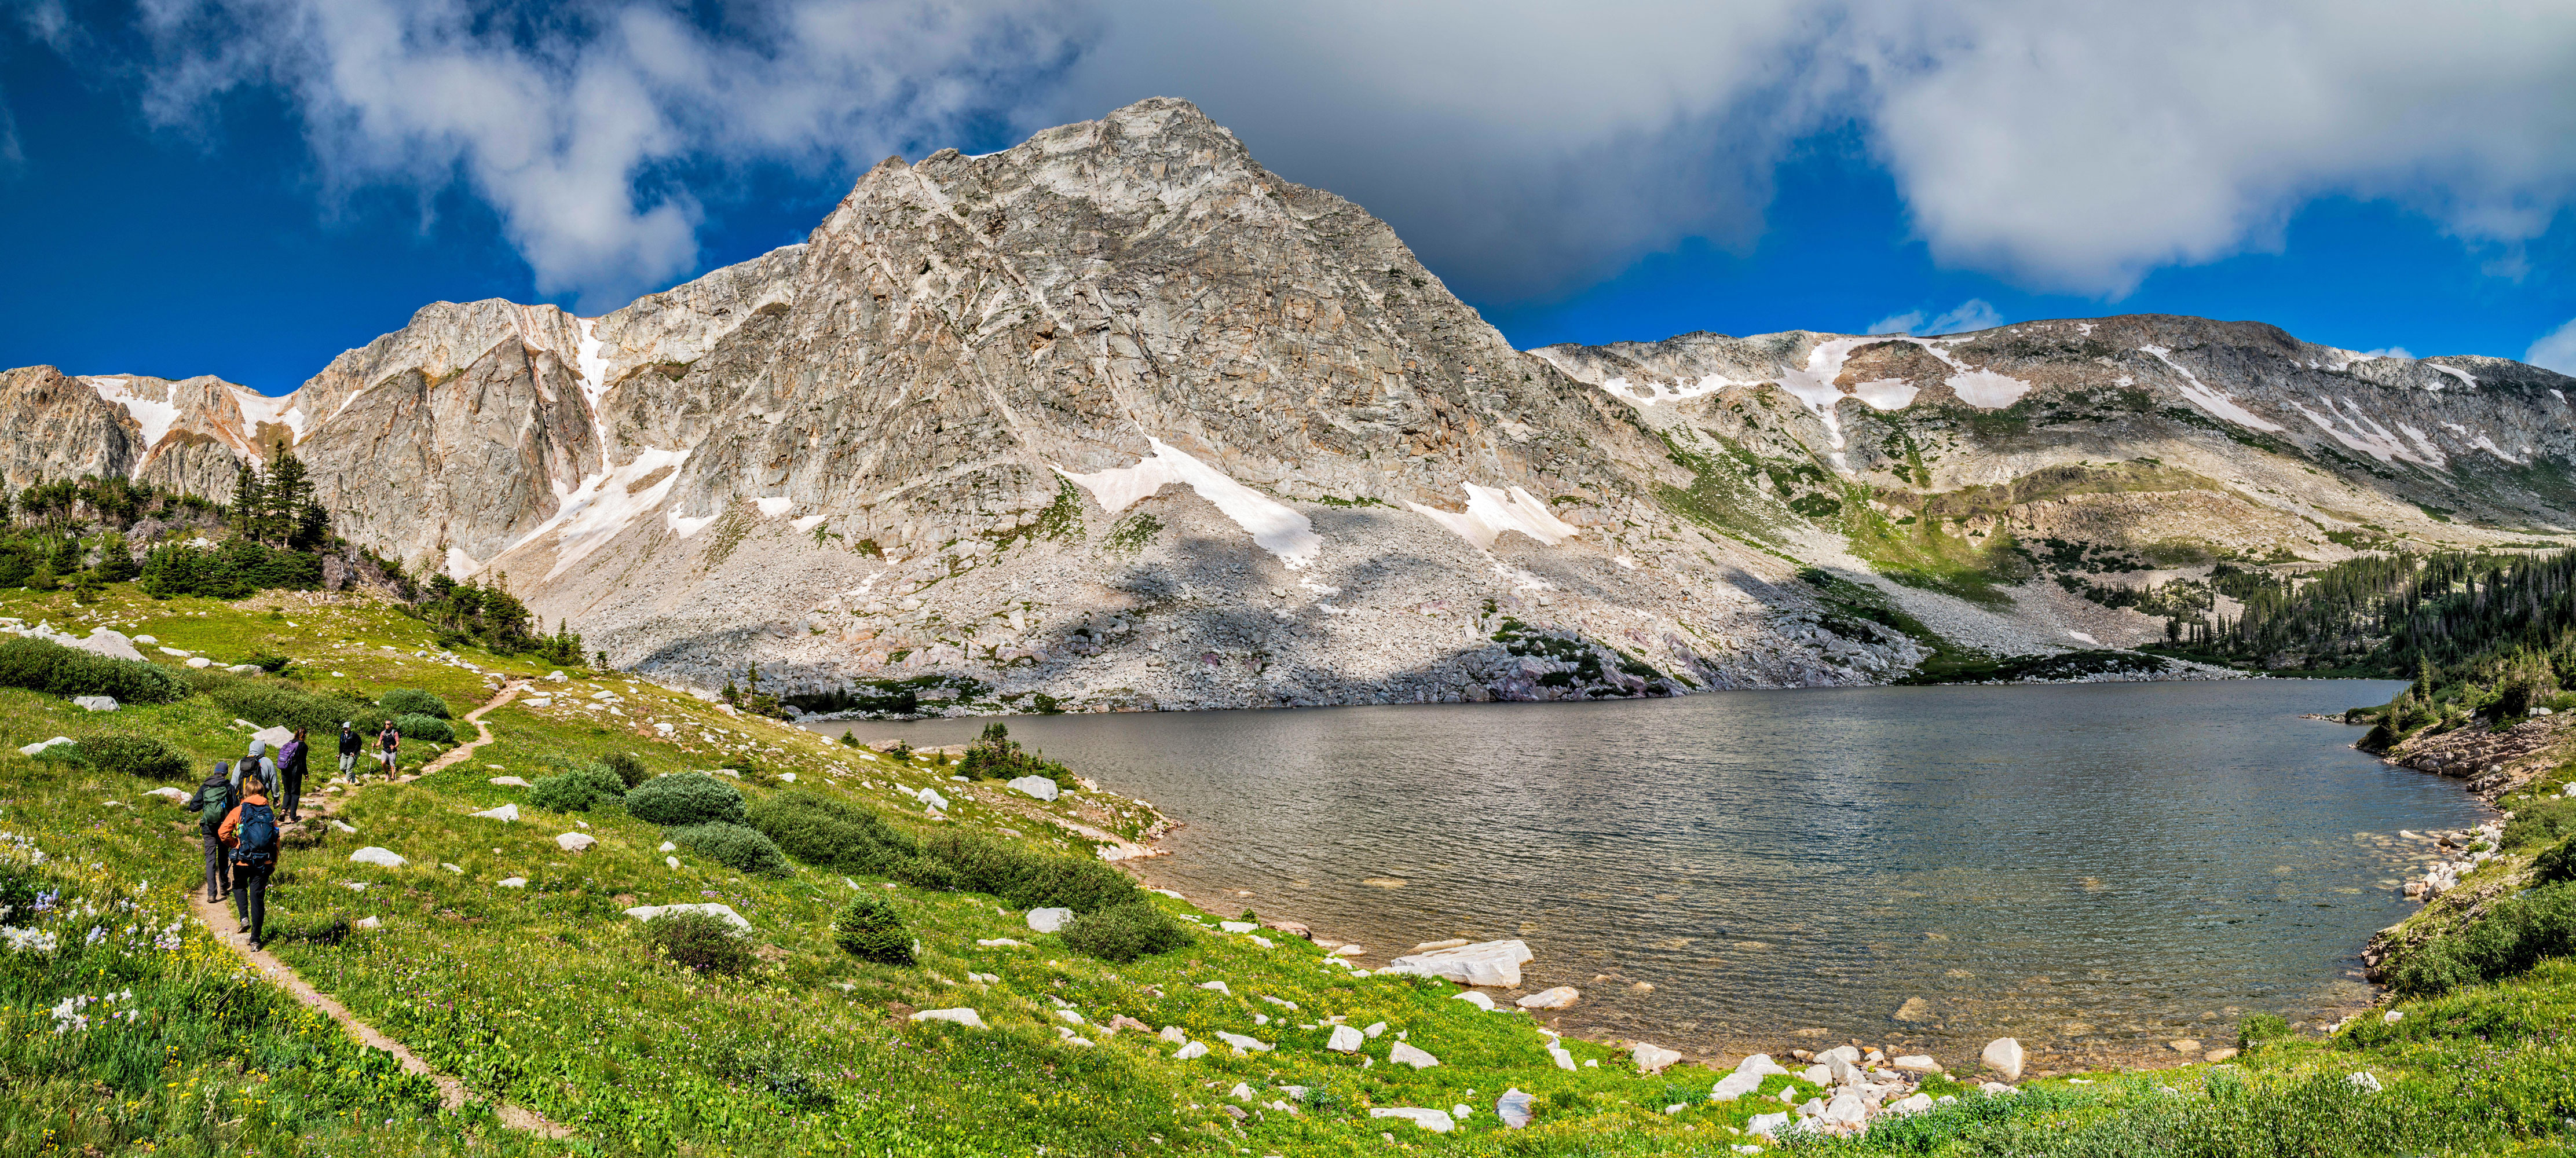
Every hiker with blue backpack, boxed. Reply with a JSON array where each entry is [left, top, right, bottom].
[[197, 762, 235, 903], [219, 771, 283, 949]]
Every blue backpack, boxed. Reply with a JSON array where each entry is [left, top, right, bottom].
[[230, 802, 279, 866]]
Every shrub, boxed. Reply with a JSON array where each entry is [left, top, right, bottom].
[[2504, 796, 2576, 851], [203, 674, 387, 736], [393, 713, 456, 743], [274, 916, 352, 946], [2236, 1012, 2291, 1049], [379, 687, 451, 719], [79, 732, 191, 780], [0, 636, 189, 704], [746, 792, 918, 874], [529, 764, 626, 813], [602, 751, 648, 789], [627, 773, 747, 826], [2386, 880, 2576, 996], [891, 856, 961, 891], [645, 909, 753, 974], [833, 896, 914, 965], [672, 822, 790, 877], [2537, 837, 2576, 886], [1059, 902, 1191, 963], [915, 830, 1141, 912]]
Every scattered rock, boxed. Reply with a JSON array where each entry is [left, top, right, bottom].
[[17, 736, 71, 757], [556, 833, 596, 852], [1214, 1031, 1273, 1053], [1368, 1108, 1454, 1133], [1711, 1071, 1764, 1101], [184, 657, 212, 668], [1516, 985, 1580, 1010], [1979, 1082, 2016, 1096], [2168, 1039, 2201, 1053], [355, 917, 382, 930], [1496, 1087, 1534, 1128], [327, 819, 357, 834], [1747, 1111, 1791, 1138], [1384, 939, 1531, 987], [2348, 1071, 2382, 1093], [624, 903, 749, 930], [498, 877, 528, 888], [488, 776, 530, 788], [1326, 1025, 1365, 1053], [2203, 1047, 2238, 1062], [1887, 1093, 1933, 1116], [1008, 775, 1060, 801], [1196, 980, 1231, 994], [1981, 1037, 2025, 1082], [910, 1008, 987, 1029], [1451, 991, 1496, 1011], [1631, 1043, 1682, 1075], [471, 804, 519, 822], [71, 695, 118, 712], [1821, 1093, 1867, 1127], [146, 786, 191, 804], [1173, 1040, 1209, 1060], [1890, 1055, 1940, 1073], [1389, 1041, 1440, 1068], [348, 847, 407, 868], [975, 937, 1029, 948], [1219, 920, 1258, 933]]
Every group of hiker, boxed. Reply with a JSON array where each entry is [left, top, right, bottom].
[[193, 720, 403, 948]]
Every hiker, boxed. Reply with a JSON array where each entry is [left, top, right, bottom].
[[376, 719, 401, 779], [278, 727, 309, 823], [218, 771, 281, 950], [196, 762, 236, 903], [244, 737, 276, 787], [337, 721, 361, 782]]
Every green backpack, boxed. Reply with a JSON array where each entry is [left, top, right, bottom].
[[197, 785, 233, 837]]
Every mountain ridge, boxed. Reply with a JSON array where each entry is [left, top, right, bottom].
[[5, 97, 2572, 712]]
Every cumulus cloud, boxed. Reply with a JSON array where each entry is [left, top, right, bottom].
[[1865, 299, 2001, 336], [130, 0, 1086, 310], [2529, 319, 2576, 376], [67, 0, 2576, 310]]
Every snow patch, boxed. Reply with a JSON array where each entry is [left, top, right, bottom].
[[754, 496, 795, 518], [1057, 438, 1322, 567], [1944, 369, 2031, 408], [1846, 379, 1919, 410], [85, 378, 181, 455], [2288, 397, 2444, 470], [229, 387, 305, 447], [2066, 631, 2099, 646], [444, 546, 483, 580], [791, 514, 827, 533], [2425, 362, 2478, 388], [2469, 434, 2528, 465], [490, 448, 695, 578], [2140, 346, 2285, 432], [1405, 485, 1582, 550], [1592, 373, 1754, 406]]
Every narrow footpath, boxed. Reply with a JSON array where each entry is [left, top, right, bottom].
[[188, 680, 571, 1138]]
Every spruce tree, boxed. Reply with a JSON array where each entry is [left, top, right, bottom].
[[230, 461, 265, 540]]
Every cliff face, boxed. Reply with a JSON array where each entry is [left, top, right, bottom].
[[10, 98, 2575, 710]]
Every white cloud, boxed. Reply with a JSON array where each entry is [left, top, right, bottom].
[[2358, 347, 2416, 361], [132, 0, 1085, 311], [2529, 319, 2576, 376], [72, 0, 2576, 309], [1864, 299, 2000, 336]]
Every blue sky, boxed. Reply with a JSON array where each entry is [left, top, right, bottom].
[[5, 1, 2574, 395]]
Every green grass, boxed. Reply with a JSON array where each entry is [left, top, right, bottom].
[[9, 581, 2576, 1155]]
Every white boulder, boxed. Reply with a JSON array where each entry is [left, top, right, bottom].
[[131, 635, 156, 645], [355, 916, 382, 930], [65, 628, 145, 661], [1007, 775, 1060, 802], [471, 804, 519, 822], [1214, 1031, 1273, 1053], [1981, 1037, 2025, 1082], [226, 664, 262, 675], [1389, 1041, 1440, 1068], [1711, 1071, 1764, 1101], [1495, 1088, 1534, 1129], [71, 695, 118, 712], [498, 878, 528, 888], [1890, 1054, 1941, 1073], [1451, 991, 1496, 1010], [1548, 1044, 1576, 1070], [556, 832, 597, 852], [147, 786, 191, 804], [185, 657, 212, 668], [1026, 907, 1073, 933], [1887, 1093, 1934, 1115], [1822, 1093, 1868, 1127], [251, 725, 292, 749], [1747, 1111, 1791, 1138], [488, 776, 530, 788], [1326, 1025, 1365, 1053], [1173, 1040, 1209, 1060], [2348, 1071, 2382, 1093], [1383, 939, 1531, 987], [1219, 920, 1258, 933], [348, 846, 407, 868], [17, 736, 72, 757], [625, 903, 751, 930], [1368, 1108, 1454, 1133], [1631, 1043, 1683, 1075], [1517, 985, 1580, 1010], [916, 787, 949, 811], [544, 670, 568, 682], [910, 1007, 987, 1029]]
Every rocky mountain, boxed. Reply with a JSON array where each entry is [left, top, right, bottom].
[[5, 97, 2572, 712]]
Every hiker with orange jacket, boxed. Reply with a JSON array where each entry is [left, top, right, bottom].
[[218, 771, 284, 950]]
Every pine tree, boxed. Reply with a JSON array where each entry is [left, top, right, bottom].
[[266, 453, 312, 545], [230, 461, 266, 540]]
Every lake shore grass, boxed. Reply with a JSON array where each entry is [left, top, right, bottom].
[[3, 581, 2575, 1154]]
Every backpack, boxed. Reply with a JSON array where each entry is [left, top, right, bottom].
[[230, 802, 279, 866], [196, 781, 234, 837]]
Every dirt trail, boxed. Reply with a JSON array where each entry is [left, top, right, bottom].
[[188, 680, 570, 1138]]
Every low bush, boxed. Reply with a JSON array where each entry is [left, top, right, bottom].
[[2386, 880, 2576, 996], [1058, 902, 1190, 963], [0, 636, 189, 704], [627, 773, 747, 826], [379, 687, 451, 719], [603, 750, 648, 788], [78, 732, 192, 780], [645, 909, 753, 974], [747, 791, 919, 874], [2237, 1012, 2291, 1049], [916, 830, 1140, 912], [204, 674, 387, 736], [529, 764, 626, 812], [891, 856, 961, 891], [392, 713, 456, 743], [2504, 796, 2576, 851], [273, 916, 353, 946], [672, 822, 791, 877], [833, 896, 914, 965]]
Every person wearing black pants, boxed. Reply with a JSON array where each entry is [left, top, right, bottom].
[[219, 774, 280, 948], [197, 763, 234, 903], [278, 727, 309, 823]]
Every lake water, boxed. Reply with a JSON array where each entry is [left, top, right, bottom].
[[806, 679, 2488, 1071]]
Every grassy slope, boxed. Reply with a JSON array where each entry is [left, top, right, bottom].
[[5, 582, 2576, 1156]]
